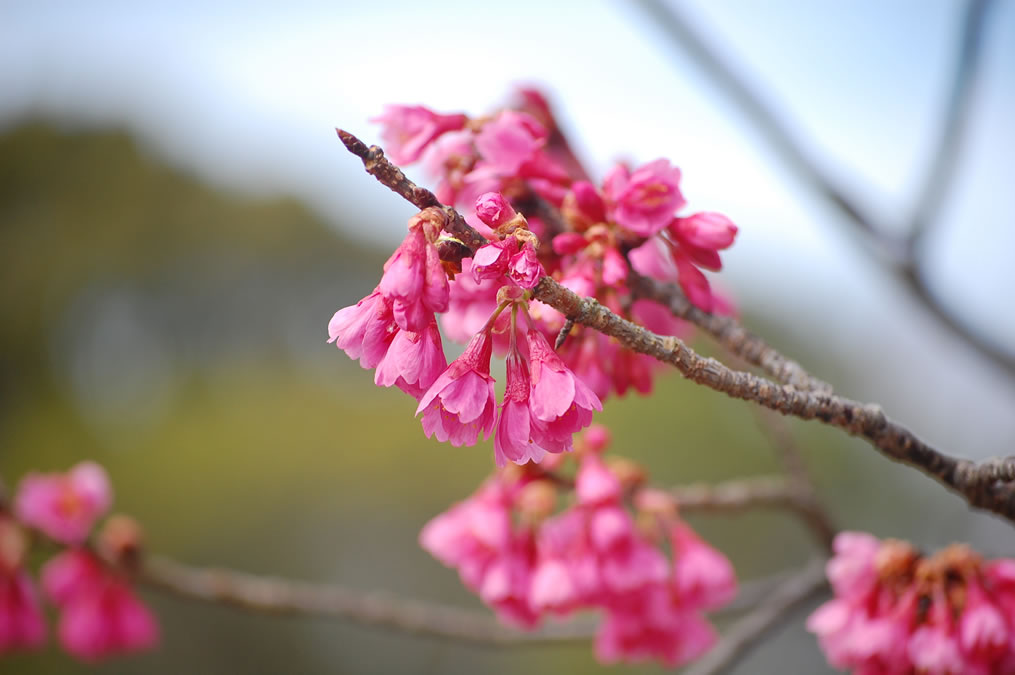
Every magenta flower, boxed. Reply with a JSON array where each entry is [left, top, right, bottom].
[[371, 104, 467, 165], [808, 533, 1015, 674], [471, 240, 513, 284], [596, 590, 717, 668], [603, 159, 685, 237], [379, 217, 449, 333], [42, 549, 158, 661], [417, 329, 497, 447], [508, 246, 543, 289], [373, 318, 447, 400], [474, 110, 547, 176], [419, 480, 512, 591], [15, 461, 112, 545], [494, 349, 547, 467], [0, 571, 45, 653], [670, 520, 737, 611], [526, 328, 602, 452], [328, 290, 397, 370], [0, 516, 45, 653]]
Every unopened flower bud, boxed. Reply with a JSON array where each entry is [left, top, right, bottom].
[[98, 514, 145, 571]]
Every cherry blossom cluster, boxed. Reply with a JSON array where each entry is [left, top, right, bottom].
[[808, 532, 1015, 674], [420, 426, 737, 667], [362, 90, 738, 405], [0, 462, 158, 660], [330, 198, 601, 463]]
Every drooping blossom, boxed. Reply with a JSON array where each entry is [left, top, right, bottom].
[[808, 532, 1015, 674], [15, 461, 112, 545], [328, 290, 397, 369], [379, 208, 450, 333], [373, 317, 447, 400], [0, 515, 45, 653], [527, 328, 602, 451], [371, 105, 467, 165], [416, 328, 497, 447], [41, 549, 158, 661], [421, 427, 736, 667]]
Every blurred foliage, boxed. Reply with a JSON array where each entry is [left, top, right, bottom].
[[0, 121, 931, 674]]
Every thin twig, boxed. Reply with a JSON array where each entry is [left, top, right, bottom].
[[336, 129, 1015, 524], [139, 554, 796, 645], [141, 555, 592, 646], [683, 558, 827, 675], [751, 410, 837, 550], [906, 0, 994, 257], [631, 0, 1015, 377]]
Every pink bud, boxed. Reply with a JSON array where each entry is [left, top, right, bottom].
[[670, 212, 738, 250], [475, 192, 517, 227]]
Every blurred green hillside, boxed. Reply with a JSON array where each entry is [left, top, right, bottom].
[[0, 122, 932, 674]]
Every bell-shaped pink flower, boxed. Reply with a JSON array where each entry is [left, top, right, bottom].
[[603, 159, 685, 237], [670, 520, 737, 611], [379, 220, 450, 333], [494, 349, 548, 467], [42, 549, 158, 661], [0, 571, 46, 653], [373, 318, 446, 400], [328, 290, 397, 370], [15, 462, 112, 545], [416, 329, 497, 447], [0, 516, 45, 653], [371, 104, 467, 165], [526, 328, 602, 452], [419, 480, 512, 591]]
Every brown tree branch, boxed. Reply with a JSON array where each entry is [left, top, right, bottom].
[[630, 0, 1015, 378], [139, 554, 805, 646], [335, 129, 1015, 525], [141, 554, 593, 645], [682, 558, 827, 675]]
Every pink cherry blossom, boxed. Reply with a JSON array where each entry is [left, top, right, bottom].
[[373, 318, 446, 399], [474, 110, 547, 176], [526, 328, 602, 451], [508, 246, 543, 289], [420, 129, 480, 206], [15, 461, 112, 544], [371, 105, 467, 165], [0, 516, 45, 653], [379, 215, 449, 333], [471, 240, 513, 284], [494, 349, 547, 467], [670, 212, 738, 250], [670, 520, 737, 611], [42, 549, 158, 661], [0, 571, 45, 653], [417, 329, 497, 447], [327, 290, 398, 370], [603, 159, 685, 237]]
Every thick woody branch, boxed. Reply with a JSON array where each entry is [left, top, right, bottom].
[[336, 130, 1015, 525], [683, 558, 827, 675]]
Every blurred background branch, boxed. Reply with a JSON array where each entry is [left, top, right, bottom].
[[632, 0, 1013, 377]]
